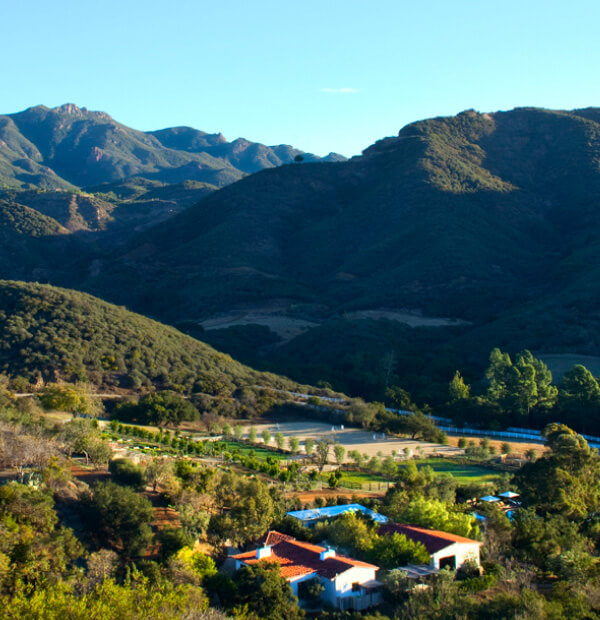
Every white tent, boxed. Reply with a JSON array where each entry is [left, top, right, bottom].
[[498, 491, 520, 499]]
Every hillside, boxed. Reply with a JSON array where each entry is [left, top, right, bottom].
[[85, 107, 598, 317], [4, 106, 600, 405], [74, 107, 600, 402], [0, 280, 301, 396], [0, 104, 344, 190]]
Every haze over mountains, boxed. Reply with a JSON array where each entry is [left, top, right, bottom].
[[2, 104, 600, 403]]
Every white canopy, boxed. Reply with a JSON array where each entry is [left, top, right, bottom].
[[498, 491, 520, 499]]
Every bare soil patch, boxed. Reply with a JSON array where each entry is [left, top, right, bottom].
[[445, 436, 547, 458], [287, 488, 385, 502], [201, 312, 318, 341]]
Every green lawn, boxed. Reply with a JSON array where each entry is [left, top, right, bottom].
[[220, 441, 289, 461], [332, 471, 389, 485], [329, 458, 505, 490], [404, 458, 504, 484]]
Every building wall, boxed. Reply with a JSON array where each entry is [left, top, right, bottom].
[[430, 542, 481, 569], [328, 566, 379, 609]]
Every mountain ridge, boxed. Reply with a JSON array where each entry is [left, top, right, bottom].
[[0, 103, 346, 190]]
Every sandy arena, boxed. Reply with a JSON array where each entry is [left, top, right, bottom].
[[234, 420, 463, 462]]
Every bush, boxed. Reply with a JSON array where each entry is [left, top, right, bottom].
[[109, 458, 146, 489]]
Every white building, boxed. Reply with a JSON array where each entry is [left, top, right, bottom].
[[232, 531, 382, 611], [379, 523, 482, 570]]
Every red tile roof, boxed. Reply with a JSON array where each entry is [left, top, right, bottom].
[[378, 524, 482, 555], [259, 531, 296, 546], [233, 531, 378, 580]]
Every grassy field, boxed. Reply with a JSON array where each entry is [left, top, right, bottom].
[[403, 458, 505, 484], [220, 441, 290, 461], [326, 457, 505, 491]]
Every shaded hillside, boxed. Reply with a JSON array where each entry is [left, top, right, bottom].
[[0, 104, 344, 190], [72, 106, 600, 405], [87, 107, 600, 322], [0, 199, 88, 281], [0, 280, 300, 395]]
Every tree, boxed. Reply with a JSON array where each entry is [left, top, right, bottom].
[[382, 455, 398, 479], [346, 398, 380, 428], [449, 371, 470, 401], [0, 427, 56, 483], [315, 512, 375, 555], [109, 458, 145, 489], [385, 386, 417, 411], [388, 495, 479, 538], [233, 424, 244, 441], [61, 419, 111, 467], [81, 481, 153, 558], [304, 438, 315, 456], [115, 391, 199, 427], [40, 383, 103, 417], [558, 365, 600, 432], [501, 442, 512, 455], [333, 444, 346, 466], [249, 426, 257, 443], [486, 348, 514, 405], [144, 457, 173, 493], [158, 526, 194, 560], [348, 450, 364, 468], [513, 423, 600, 520], [367, 532, 429, 568], [172, 546, 218, 583], [315, 440, 332, 473], [485, 349, 558, 418], [288, 437, 300, 454], [211, 479, 276, 545], [525, 448, 537, 461], [395, 412, 446, 443], [222, 423, 232, 437], [275, 432, 285, 450], [233, 562, 303, 620], [262, 429, 272, 445]]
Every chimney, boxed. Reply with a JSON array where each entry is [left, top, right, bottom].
[[256, 545, 272, 559], [320, 547, 335, 561]]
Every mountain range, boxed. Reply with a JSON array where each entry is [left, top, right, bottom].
[[2, 104, 600, 405], [0, 103, 344, 190]]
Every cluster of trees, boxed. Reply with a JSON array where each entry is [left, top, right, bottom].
[[0, 281, 300, 397], [8, 369, 600, 618], [313, 512, 430, 568], [446, 348, 600, 435], [114, 391, 200, 426]]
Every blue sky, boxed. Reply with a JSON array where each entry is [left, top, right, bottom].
[[2, 0, 599, 156]]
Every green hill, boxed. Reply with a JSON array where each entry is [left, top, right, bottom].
[[0, 280, 300, 396]]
